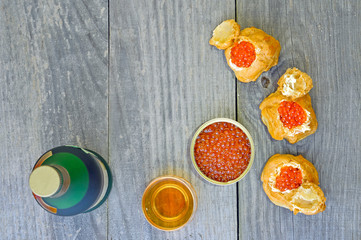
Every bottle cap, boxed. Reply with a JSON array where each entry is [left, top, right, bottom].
[[29, 166, 62, 197]]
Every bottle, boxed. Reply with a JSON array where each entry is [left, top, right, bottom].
[[29, 146, 112, 216]]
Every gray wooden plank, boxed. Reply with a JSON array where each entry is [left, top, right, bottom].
[[236, 0, 361, 239], [109, 0, 237, 239], [0, 0, 108, 239]]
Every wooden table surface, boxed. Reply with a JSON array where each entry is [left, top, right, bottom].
[[1, 0, 360, 239]]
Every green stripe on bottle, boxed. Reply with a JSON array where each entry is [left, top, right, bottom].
[[42, 152, 89, 209]]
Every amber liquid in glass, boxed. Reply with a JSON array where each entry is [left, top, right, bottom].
[[142, 176, 196, 231]]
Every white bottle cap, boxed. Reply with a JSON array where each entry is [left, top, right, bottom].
[[29, 166, 62, 197]]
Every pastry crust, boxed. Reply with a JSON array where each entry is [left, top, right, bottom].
[[277, 68, 313, 100], [261, 154, 326, 215], [259, 68, 317, 144], [209, 19, 241, 50], [225, 28, 281, 82], [209, 20, 281, 83]]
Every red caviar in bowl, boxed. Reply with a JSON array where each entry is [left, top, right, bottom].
[[194, 122, 251, 182], [278, 101, 307, 129], [230, 41, 256, 68], [275, 166, 303, 192]]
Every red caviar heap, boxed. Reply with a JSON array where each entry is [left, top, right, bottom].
[[194, 122, 251, 182], [230, 41, 256, 68], [278, 101, 307, 129], [275, 166, 303, 192]]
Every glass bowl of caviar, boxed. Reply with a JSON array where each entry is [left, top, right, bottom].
[[190, 118, 255, 185]]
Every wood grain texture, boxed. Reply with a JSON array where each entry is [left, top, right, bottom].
[[0, 0, 108, 239], [236, 0, 361, 239], [108, 0, 238, 239], [2, 0, 361, 239]]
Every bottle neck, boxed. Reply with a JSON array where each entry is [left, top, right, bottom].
[[50, 165, 70, 198]]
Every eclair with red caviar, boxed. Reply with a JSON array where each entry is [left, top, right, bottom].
[[259, 68, 317, 144], [210, 20, 281, 82], [261, 154, 326, 215]]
